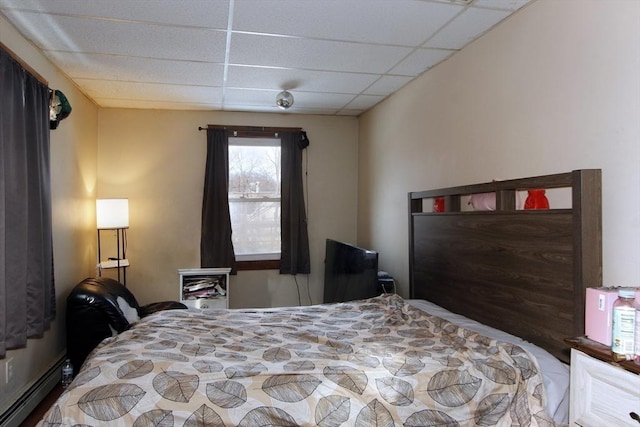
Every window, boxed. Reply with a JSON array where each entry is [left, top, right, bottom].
[[228, 137, 281, 259], [201, 126, 309, 274]]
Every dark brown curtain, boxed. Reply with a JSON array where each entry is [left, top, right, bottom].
[[200, 128, 237, 273], [0, 46, 55, 358], [280, 132, 310, 274]]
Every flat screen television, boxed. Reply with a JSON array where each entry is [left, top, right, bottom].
[[323, 239, 379, 303]]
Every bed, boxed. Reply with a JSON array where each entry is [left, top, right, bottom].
[[39, 169, 601, 426], [408, 169, 602, 364]]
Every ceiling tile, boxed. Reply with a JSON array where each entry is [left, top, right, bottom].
[[226, 65, 379, 94], [232, 0, 463, 46], [425, 7, 511, 50], [0, 0, 230, 28], [335, 109, 364, 116], [76, 79, 223, 104], [388, 48, 455, 76], [344, 94, 386, 111], [364, 75, 414, 96], [473, 0, 531, 11], [47, 52, 224, 86], [289, 91, 358, 109], [292, 107, 344, 115], [230, 33, 412, 74], [3, 11, 227, 62], [222, 104, 284, 113], [223, 88, 280, 107], [224, 88, 356, 110], [96, 98, 222, 110]]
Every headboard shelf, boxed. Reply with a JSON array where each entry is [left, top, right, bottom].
[[410, 170, 590, 214], [409, 169, 602, 363], [411, 170, 575, 200]]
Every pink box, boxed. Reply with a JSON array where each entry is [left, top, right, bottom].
[[585, 287, 640, 346]]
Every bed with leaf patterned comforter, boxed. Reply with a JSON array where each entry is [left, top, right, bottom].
[[39, 294, 559, 426]]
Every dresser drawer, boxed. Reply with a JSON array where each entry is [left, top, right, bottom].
[[570, 349, 640, 426], [182, 297, 227, 310]]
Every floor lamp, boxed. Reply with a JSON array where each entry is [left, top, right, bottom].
[[96, 198, 129, 286]]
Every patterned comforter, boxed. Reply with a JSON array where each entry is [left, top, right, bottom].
[[40, 295, 557, 426]]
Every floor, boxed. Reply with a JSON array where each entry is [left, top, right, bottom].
[[19, 384, 63, 427]]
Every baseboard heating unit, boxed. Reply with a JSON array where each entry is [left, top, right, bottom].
[[0, 356, 64, 427]]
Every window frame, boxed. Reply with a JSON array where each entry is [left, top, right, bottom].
[[228, 136, 282, 260], [208, 125, 302, 271]]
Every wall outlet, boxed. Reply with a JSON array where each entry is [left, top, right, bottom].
[[5, 358, 14, 384]]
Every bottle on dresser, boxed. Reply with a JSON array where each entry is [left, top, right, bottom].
[[611, 288, 637, 360]]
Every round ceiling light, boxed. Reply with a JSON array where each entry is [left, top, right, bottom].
[[276, 90, 294, 110]]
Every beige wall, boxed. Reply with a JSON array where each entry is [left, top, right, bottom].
[[3, 0, 638, 415], [97, 109, 359, 308], [358, 0, 640, 296], [0, 15, 98, 414]]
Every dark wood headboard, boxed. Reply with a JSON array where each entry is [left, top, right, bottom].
[[409, 169, 602, 363]]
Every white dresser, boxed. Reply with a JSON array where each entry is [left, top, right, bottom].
[[570, 348, 640, 426]]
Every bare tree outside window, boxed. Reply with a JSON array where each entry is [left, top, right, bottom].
[[228, 137, 281, 256]]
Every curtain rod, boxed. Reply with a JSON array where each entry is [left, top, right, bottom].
[[0, 42, 48, 86], [198, 125, 303, 136]]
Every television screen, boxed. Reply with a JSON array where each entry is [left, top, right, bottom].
[[323, 239, 379, 303]]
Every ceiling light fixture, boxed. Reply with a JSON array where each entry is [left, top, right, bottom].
[[276, 90, 294, 110]]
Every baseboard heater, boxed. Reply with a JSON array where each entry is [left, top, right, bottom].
[[0, 356, 64, 427]]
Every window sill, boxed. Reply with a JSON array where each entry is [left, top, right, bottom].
[[236, 259, 280, 271]]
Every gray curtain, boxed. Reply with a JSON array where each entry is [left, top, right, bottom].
[[200, 128, 237, 273], [1, 46, 55, 359], [280, 132, 310, 274]]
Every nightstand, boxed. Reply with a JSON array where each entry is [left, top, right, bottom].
[[566, 337, 640, 426], [178, 268, 231, 309]]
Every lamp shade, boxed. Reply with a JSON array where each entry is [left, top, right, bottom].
[[96, 198, 129, 229]]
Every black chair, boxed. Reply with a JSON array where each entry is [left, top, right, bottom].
[[66, 277, 187, 374]]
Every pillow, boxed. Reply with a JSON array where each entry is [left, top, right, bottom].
[[469, 191, 522, 211], [469, 192, 496, 211], [117, 296, 140, 324]]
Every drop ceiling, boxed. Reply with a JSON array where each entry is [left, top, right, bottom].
[[0, 0, 532, 115]]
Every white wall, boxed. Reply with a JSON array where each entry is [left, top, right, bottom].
[[0, 14, 98, 414], [358, 0, 640, 296], [97, 109, 359, 308]]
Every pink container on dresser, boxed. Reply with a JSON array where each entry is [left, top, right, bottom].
[[585, 286, 640, 346]]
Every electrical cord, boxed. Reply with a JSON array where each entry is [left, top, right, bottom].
[[295, 275, 302, 306]]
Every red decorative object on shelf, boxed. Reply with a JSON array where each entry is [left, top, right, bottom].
[[524, 189, 549, 210], [433, 197, 445, 212]]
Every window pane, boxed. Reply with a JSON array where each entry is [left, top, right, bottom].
[[229, 200, 280, 255], [228, 142, 281, 255]]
